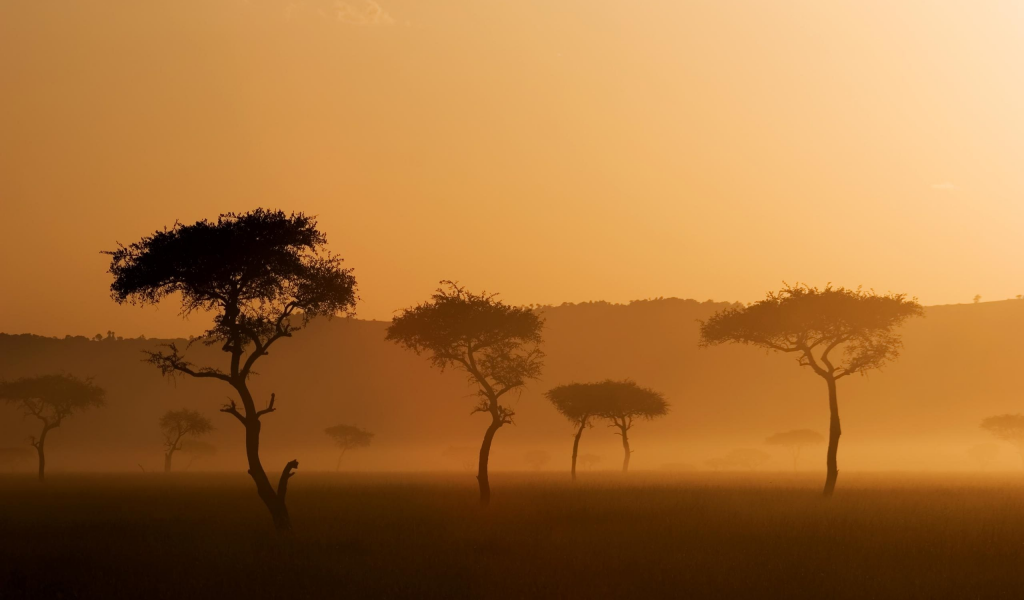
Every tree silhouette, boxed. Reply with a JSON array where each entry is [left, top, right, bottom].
[[160, 409, 213, 473], [981, 414, 1024, 468], [0, 374, 105, 482], [765, 429, 825, 471], [386, 281, 544, 507], [700, 284, 922, 496], [106, 209, 357, 529], [591, 380, 668, 473], [546, 382, 603, 481], [966, 443, 1000, 471], [324, 424, 374, 471]]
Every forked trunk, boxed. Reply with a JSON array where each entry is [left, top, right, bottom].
[[822, 377, 841, 497], [477, 414, 503, 508], [244, 417, 292, 530], [619, 424, 631, 473], [571, 419, 586, 482]]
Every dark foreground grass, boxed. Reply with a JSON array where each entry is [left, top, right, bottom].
[[3, 471, 1024, 599]]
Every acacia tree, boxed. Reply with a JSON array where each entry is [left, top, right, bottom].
[[160, 409, 214, 473], [546, 382, 603, 481], [106, 209, 357, 530], [386, 282, 544, 507], [324, 424, 374, 471], [0, 374, 105, 482], [981, 414, 1024, 468], [765, 429, 825, 471], [700, 284, 922, 497], [593, 380, 669, 473]]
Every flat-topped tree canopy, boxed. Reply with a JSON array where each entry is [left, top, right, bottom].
[[385, 281, 544, 410], [590, 380, 669, 422], [325, 424, 374, 449], [699, 284, 923, 379], [0, 374, 105, 419], [106, 209, 357, 374]]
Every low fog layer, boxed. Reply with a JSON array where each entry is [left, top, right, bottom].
[[1, 298, 1021, 473]]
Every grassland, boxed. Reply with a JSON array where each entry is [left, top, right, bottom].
[[3, 471, 1024, 599]]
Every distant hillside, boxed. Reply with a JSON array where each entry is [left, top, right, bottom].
[[2, 298, 1023, 473]]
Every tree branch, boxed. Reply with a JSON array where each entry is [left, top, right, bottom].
[[255, 393, 277, 418], [220, 398, 246, 424]]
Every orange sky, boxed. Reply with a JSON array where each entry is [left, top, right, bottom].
[[2, 0, 1023, 338]]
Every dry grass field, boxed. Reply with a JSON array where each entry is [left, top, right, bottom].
[[3, 471, 1024, 599]]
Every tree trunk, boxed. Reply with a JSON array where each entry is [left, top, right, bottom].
[[335, 448, 347, 472], [571, 419, 586, 482], [619, 423, 631, 473], [244, 417, 292, 530], [35, 443, 45, 483], [164, 451, 173, 473], [822, 377, 841, 497], [477, 414, 503, 508]]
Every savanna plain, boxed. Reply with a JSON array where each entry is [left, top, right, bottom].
[[3, 471, 1024, 600]]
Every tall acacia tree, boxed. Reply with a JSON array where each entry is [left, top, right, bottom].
[[386, 282, 544, 507], [106, 209, 357, 530], [700, 284, 922, 497], [160, 409, 214, 473], [0, 374, 105, 482], [594, 380, 669, 473]]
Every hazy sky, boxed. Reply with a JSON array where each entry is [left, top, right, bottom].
[[2, 0, 1023, 338]]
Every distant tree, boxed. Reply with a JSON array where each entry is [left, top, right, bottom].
[[765, 429, 826, 471], [0, 447, 35, 472], [159, 409, 214, 473], [106, 209, 357, 530], [591, 380, 669, 473], [386, 282, 544, 507], [700, 284, 922, 497], [966, 443, 1000, 471], [725, 448, 771, 470], [546, 382, 607, 481], [981, 415, 1024, 468], [524, 449, 550, 471], [179, 439, 218, 471], [578, 453, 602, 470], [0, 374, 105, 482], [973, 294, 982, 304], [325, 424, 374, 471]]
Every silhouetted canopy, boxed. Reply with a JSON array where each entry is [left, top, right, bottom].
[[765, 429, 825, 447], [325, 424, 374, 449], [547, 380, 668, 425], [0, 374, 105, 423], [699, 284, 923, 379], [981, 414, 1024, 443], [386, 281, 544, 420], [106, 209, 357, 377], [582, 380, 669, 423], [160, 409, 214, 450]]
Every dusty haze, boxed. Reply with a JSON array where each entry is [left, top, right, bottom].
[[2, 298, 1021, 473]]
